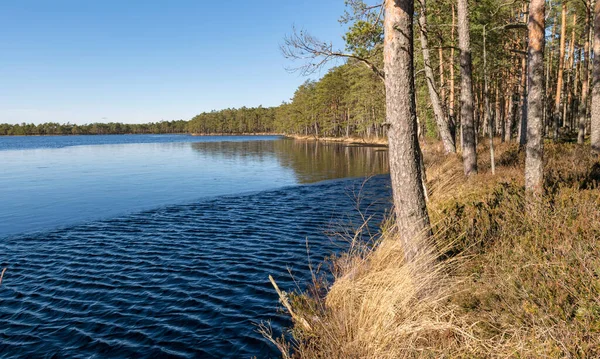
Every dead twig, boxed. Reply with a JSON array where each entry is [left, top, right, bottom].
[[268, 275, 312, 331], [0, 268, 6, 286]]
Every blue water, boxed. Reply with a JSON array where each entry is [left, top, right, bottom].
[[0, 134, 254, 151], [0, 135, 288, 236], [0, 135, 391, 358]]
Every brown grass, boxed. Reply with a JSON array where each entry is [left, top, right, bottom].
[[262, 140, 600, 358]]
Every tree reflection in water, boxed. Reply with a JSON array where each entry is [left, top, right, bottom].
[[190, 138, 389, 184]]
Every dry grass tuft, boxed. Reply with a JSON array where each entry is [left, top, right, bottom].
[[263, 141, 600, 358], [263, 228, 477, 359]]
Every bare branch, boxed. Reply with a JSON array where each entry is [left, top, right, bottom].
[[339, 0, 383, 24], [0, 268, 6, 287], [510, 49, 528, 56], [491, 0, 521, 17], [280, 26, 385, 80]]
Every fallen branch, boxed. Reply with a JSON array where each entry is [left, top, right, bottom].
[[268, 275, 312, 331], [0, 268, 6, 287]]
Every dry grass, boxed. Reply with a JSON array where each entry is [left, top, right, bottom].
[[263, 140, 600, 358]]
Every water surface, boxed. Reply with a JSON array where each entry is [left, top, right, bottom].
[[0, 135, 391, 357]]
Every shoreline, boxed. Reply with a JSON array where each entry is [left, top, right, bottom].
[[190, 132, 284, 136], [284, 134, 388, 147]]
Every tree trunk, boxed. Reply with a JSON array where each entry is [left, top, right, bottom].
[[579, 1, 591, 144], [483, 26, 495, 175], [519, 3, 529, 146], [519, 55, 528, 145], [525, 0, 545, 193], [450, 4, 457, 142], [591, 0, 600, 153], [554, 1, 567, 140], [563, 14, 577, 131], [546, 20, 557, 135], [438, 46, 446, 107], [418, 0, 456, 153], [496, 82, 504, 139], [384, 0, 432, 261], [457, 0, 477, 175], [506, 91, 517, 142]]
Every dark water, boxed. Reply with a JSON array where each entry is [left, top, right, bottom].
[[0, 135, 391, 358]]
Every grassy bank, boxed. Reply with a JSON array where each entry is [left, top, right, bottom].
[[263, 141, 600, 358]]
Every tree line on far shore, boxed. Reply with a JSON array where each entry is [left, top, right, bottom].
[[0, 120, 188, 136], [187, 60, 386, 137]]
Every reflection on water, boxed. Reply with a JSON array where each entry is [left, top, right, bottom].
[[275, 140, 389, 183], [190, 139, 389, 184]]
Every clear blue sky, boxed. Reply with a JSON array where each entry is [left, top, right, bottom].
[[0, 1, 348, 125]]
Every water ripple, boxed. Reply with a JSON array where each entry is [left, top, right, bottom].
[[0, 176, 391, 358]]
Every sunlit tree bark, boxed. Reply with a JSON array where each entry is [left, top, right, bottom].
[[450, 4, 457, 143], [578, 0, 591, 144], [525, 0, 545, 193], [457, 0, 478, 175], [553, 1, 567, 140], [384, 0, 432, 262], [417, 0, 456, 154], [591, 0, 600, 153]]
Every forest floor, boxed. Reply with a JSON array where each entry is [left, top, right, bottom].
[[262, 140, 600, 358]]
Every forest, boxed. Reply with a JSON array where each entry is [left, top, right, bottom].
[[0, 120, 188, 136]]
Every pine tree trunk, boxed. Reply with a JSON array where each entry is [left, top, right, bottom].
[[384, 0, 432, 261], [450, 5, 456, 139], [496, 82, 503, 138], [418, 0, 456, 153], [554, 1, 567, 140], [506, 90, 517, 143], [525, 0, 545, 193], [546, 20, 557, 135], [579, 1, 591, 144], [591, 0, 600, 153], [563, 14, 577, 131], [457, 0, 477, 175], [438, 46, 446, 107], [519, 3, 529, 146], [519, 55, 528, 145], [483, 26, 495, 174]]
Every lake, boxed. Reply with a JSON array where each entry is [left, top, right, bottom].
[[0, 134, 391, 358]]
